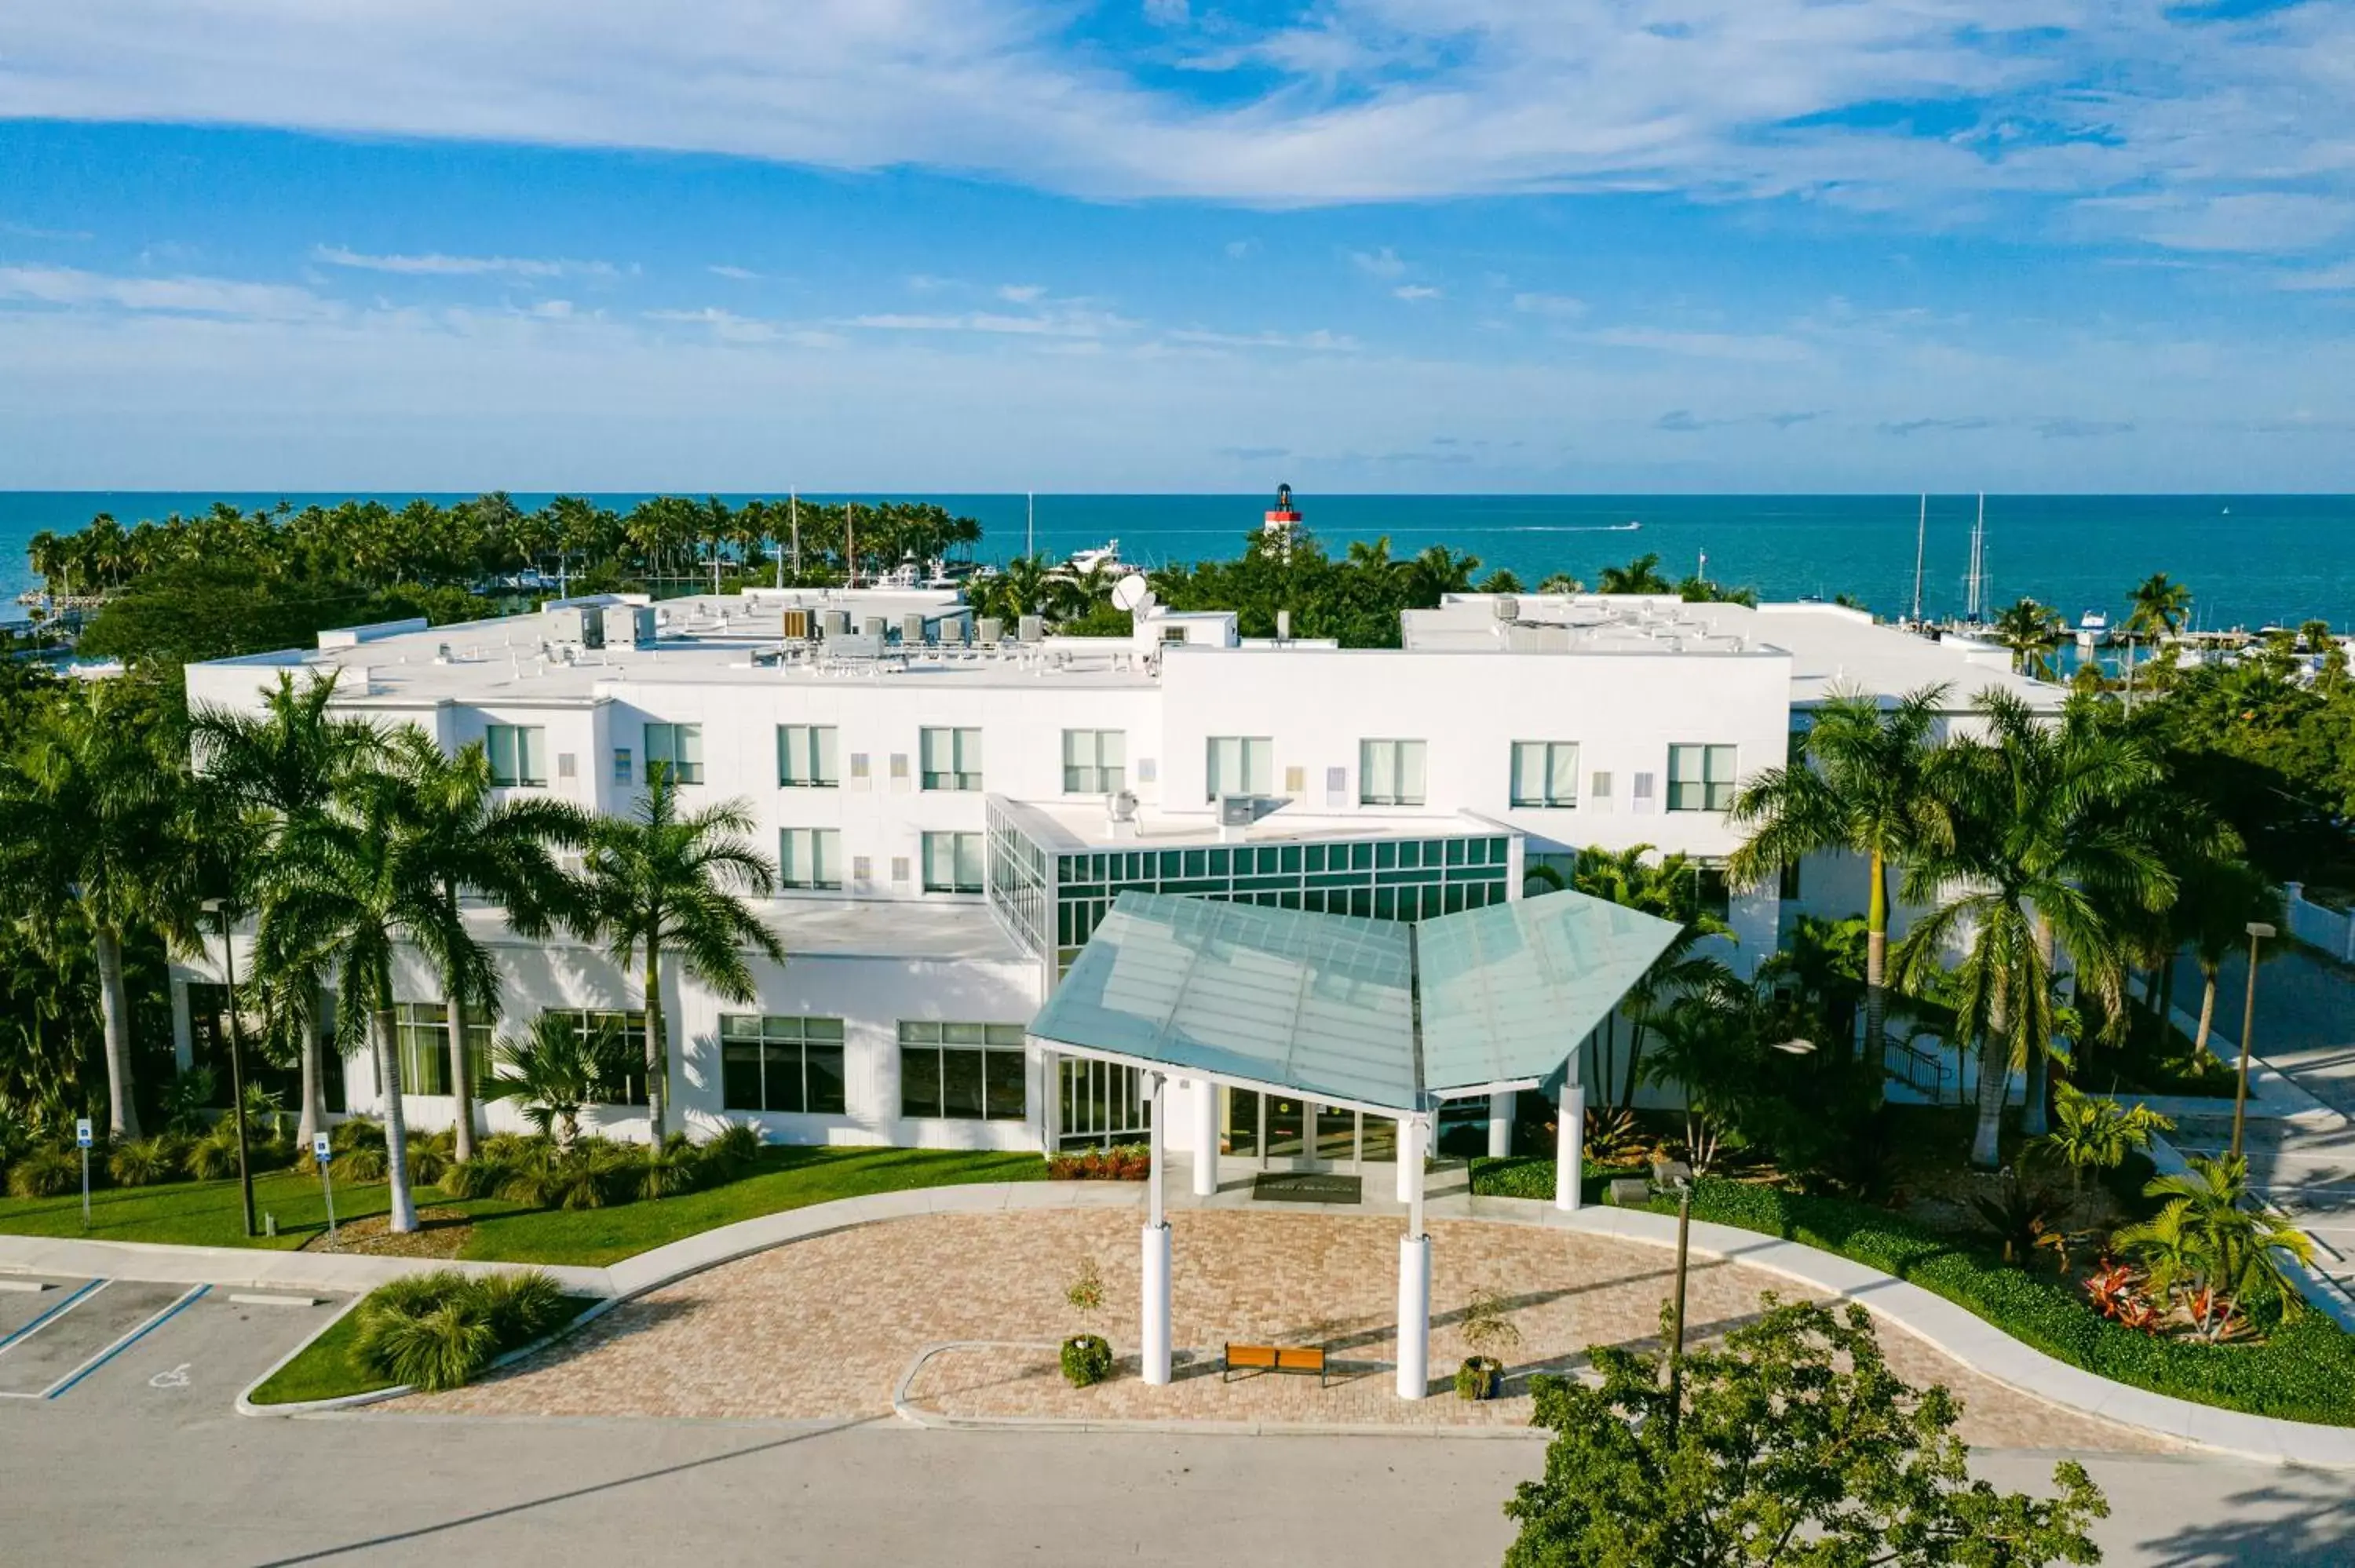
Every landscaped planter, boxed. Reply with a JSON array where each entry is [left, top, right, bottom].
[[1455, 1355, 1503, 1400], [1061, 1333, 1114, 1387]]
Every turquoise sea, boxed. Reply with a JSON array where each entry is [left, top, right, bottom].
[[4, 491, 2353, 632]]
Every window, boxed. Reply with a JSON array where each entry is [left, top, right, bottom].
[[1510, 742, 1579, 808], [779, 828, 843, 890], [919, 727, 983, 791], [1590, 770, 1613, 811], [1205, 735, 1274, 800], [1061, 729, 1126, 794], [1779, 858, 1802, 900], [1358, 739, 1427, 807], [1668, 744, 1739, 812], [613, 747, 633, 786], [536, 1009, 650, 1103], [1631, 771, 1657, 812], [899, 1021, 1026, 1121], [776, 725, 841, 788], [1696, 866, 1733, 921], [485, 725, 547, 789], [644, 723, 703, 785], [922, 831, 985, 893], [719, 1015, 846, 1114], [392, 1002, 493, 1096]]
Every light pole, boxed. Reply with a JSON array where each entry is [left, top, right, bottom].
[[2230, 921, 2276, 1162], [201, 897, 257, 1238]]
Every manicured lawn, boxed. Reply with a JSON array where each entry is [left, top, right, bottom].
[[244, 1305, 390, 1405], [461, 1147, 1046, 1267], [1467, 1154, 1645, 1206], [0, 1147, 1044, 1267], [0, 1165, 522, 1249]]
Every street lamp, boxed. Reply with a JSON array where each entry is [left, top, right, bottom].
[[1653, 1158, 1696, 1445], [199, 897, 257, 1239], [2230, 921, 2276, 1162]]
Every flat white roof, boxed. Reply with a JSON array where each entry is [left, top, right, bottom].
[[991, 796, 1511, 854], [464, 897, 1024, 964]]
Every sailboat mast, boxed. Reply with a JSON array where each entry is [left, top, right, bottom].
[[846, 501, 856, 589], [1911, 494, 1926, 624], [788, 492, 799, 582], [1027, 490, 1035, 560]]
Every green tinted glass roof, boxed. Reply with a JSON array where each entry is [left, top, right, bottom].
[[1026, 888, 1681, 1111]]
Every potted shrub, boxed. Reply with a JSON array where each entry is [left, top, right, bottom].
[[1454, 1286, 1521, 1401], [1060, 1256, 1114, 1387]]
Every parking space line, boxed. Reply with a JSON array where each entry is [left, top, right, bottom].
[[41, 1285, 210, 1402], [0, 1278, 107, 1356]]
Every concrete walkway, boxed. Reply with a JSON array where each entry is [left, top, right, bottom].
[[16, 1169, 2355, 1464]]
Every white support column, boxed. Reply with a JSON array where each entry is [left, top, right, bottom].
[[1192, 1079, 1219, 1198], [1556, 1083, 1585, 1212], [1394, 1110, 1419, 1204], [1142, 1071, 1172, 1387], [1397, 1113, 1430, 1401], [1487, 1089, 1514, 1158]]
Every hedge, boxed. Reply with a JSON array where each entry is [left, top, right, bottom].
[[1652, 1176, 2355, 1428], [1468, 1156, 1645, 1205]]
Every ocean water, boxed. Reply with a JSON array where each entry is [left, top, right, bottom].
[[4, 491, 2352, 632]]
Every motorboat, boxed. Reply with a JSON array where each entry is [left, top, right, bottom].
[[2076, 610, 2112, 649]]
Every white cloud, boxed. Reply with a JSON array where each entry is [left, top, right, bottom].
[[847, 307, 1137, 339], [1163, 326, 1360, 352], [2278, 261, 2355, 292], [997, 283, 1046, 302], [0, 264, 340, 322], [1584, 326, 1810, 363], [707, 264, 760, 280], [1224, 239, 1256, 258], [1513, 292, 1586, 319], [1393, 284, 1442, 301], [1350, 246, 1407, 279], [313, 245, 615, 279]]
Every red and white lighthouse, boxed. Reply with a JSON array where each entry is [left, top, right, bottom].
[[1263, 481, 1302, 537]]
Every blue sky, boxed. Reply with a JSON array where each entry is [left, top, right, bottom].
[[0, 1, 2351, 491]]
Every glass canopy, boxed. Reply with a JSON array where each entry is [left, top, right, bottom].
[[1028, 888, 1681, 1114]]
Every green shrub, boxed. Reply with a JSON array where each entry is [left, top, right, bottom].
[[404, 1130, 453, 1187], [5, 1144, 82, 1198], [700, 1121, 762, 1180], [1656, 1176, 2355, 1427], [347, 1267, 571, 1393], [1467, 1156, 1643, 1202], [330, 1117, 383, 1153], [633, 1147, 702, 1202], [184, 1120, 248, 1181], [330, 1143, 388, 1183], [437, 1154, 515, 1201], [480, 1131, 551, 1163], [1060, 1333, 1113, 1387], [108, 1135, 187, 1187]]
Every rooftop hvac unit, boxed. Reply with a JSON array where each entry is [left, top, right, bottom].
[[821, 609, 853, 638], [861, 615, 888, 638], [542, 606, 605, 649], [1494, 595, 1520, 622], [1217, 794, 1258, 829], [1107, 789, 1139, 823], [781, 608, 812, 640], [1017, 614, 1043, 643], [601, 604, 659, 648], [900, 611, 928, 645], [977, 617, 1003, 644]]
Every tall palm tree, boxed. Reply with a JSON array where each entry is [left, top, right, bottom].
[[1535, 572, 1583, 593], [2123, 572, 2193, 708], [1597, 552, 1674, 594], [255, 746, 462, 1233], [1571, 844, 1736, 1110], [2180, 857, 2284, 1059], [580, 765, 784, 1146], [1404, 545, 1481, 604], [1990, 598, 2064, 680], [385, 731, 589, 1163], [0, 685, 195, 1138], [1894, 691, 2171, 1168], [1728, 684, 1949, 1064], [190, 672, 382, 1144]]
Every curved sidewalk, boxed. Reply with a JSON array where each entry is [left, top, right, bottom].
[[13, 1180, 2355, 1465]]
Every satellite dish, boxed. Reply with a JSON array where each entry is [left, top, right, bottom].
[[1111, 574, 1153, 613]]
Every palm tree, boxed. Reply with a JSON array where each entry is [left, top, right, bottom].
[[190, 672, 382, 1144], [1894, 691, 2172, 1168], [2112, 1154, 2314, 1341], [1571, 844, 1736, 1110], [2123, 572, 2193, 709], [483, 1014, 629, 1153], [1535, 572, 1583, 594], [579, 764, 784, 1147], [1728, 684, 1949, 1065], [2181, 857, 2284, 1059], [1404, 545, 1481, 604], [0, 685, 196, 1138], [1597, 553, 1674, 594], [1991, 599, 2064, 680], [255, 746, 462, 1233], [2030, 1084, 2172, 1192], [384, 730, 589, 1163]]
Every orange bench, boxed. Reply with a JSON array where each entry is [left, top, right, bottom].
[[1222, 1343, 1329, 1387]]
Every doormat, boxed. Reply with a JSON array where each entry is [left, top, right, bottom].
[[1252, 1172, 1364, 1205]]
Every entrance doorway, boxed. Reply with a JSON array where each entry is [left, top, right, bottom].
[[1223, 1087, 1395, 1173]]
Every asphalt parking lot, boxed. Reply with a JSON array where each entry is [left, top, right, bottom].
[[0, 1271, 344, 1417]]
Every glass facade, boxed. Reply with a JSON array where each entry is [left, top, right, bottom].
[[720, 1014, 846, 1114]]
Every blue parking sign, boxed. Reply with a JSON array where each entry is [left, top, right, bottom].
[[312, 1132, 332, 1164], [75, 1118, 92, 1150]]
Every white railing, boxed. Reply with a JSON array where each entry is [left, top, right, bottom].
[[2284, 882, 2355, 963]]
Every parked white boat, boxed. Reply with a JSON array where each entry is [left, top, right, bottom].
[[2076, 610, 2111, 648]]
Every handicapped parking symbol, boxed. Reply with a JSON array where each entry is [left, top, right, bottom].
[[148, 1363, 192, 1389]]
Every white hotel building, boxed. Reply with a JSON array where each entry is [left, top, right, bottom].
[[176, 578, 2055, 1161]]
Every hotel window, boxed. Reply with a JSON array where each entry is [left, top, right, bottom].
[[1205, 735, 1273, 800], [776, 724, 840, 788], [1358, 739, 1427, 807], [537, 1009, 650, 1104], [613, 747, 633, 786], [719, 1015, 846, 1114], [644, 723, 703, 785], [920, 727, 983, 791], [898, 1021, 1026, 1121], [1061, 729, 1126, 794], [1510, 742, 1579, 809], [484, 724, 547, 789], [922, 831, 985, 894], [778, 828, 844, 891], [1667, 744, 1739, 812], [392, 1002, 493, 1096]]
